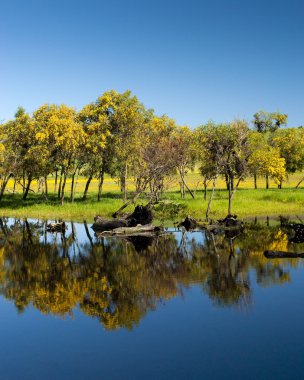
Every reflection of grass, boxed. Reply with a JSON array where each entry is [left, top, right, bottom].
[[1, 172, 304, 221]]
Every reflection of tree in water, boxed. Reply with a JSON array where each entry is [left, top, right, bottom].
[[0, 218, 302, 329], [186, 230, 251, 309]]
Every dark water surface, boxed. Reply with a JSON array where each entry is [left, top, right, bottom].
[[0, 217, 304, 380]]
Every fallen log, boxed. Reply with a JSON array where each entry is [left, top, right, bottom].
[[92, 205, 153, 231], [125, 205, 153, 225], [264, 250, 304, 259], [97, 224, 163, 237], [92, 218, 129, 231]]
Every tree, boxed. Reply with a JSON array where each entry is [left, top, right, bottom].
[[3, 107, 49, 200], [248, 131, 286, 189], [0, 124, 16, 199], [78, 99, 110, 201], [271, 128, 304, 188], [105, 91, 147, 202], [33, 104, 84, 204], [199, 160, 217, 201], [131, 115, 177, 204], [198, 120, 250, 218], [79, 90, 146, 202], [219, 120, 250, 216], [171, 126, 197, 199], [253, 110, 287, 133], [196, 122, 224, 220], [253, 111, 287, 188]]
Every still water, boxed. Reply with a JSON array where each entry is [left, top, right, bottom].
[[0, 217, 304, 380]]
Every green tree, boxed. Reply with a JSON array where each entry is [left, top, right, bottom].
[[3, 107, 48, 200], [271, 128, 304, 188], [248, 131, 286, 189], [198, 120, 250, 218], [79, 90, 146, 202], [171, 126, 197, 199], [253, 110, 287, 133], [33, 104, 84, 204]]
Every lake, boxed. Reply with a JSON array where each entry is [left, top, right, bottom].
[[0, 217, 304, 380]]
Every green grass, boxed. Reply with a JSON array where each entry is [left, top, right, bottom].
[[166, 188, 304, 219], [1, 186, 304, 222], [0, 192, 124, 222], [1, 171, 303, 221]]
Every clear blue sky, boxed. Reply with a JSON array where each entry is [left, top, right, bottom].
[[1, 0, 303, 127]]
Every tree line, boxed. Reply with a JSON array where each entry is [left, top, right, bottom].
[[1, 90, 304, 216]]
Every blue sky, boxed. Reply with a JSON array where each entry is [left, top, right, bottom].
[[1, 0, 303, 127]]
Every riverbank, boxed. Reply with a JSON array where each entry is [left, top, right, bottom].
[[0, 188, 303, 222]]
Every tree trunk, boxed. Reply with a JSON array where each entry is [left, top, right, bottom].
[[54, 169, 58, 193], [38, 178, 43, 193], [22, 175, 32, 200], [206, 174, 218, 221], [99, 224, 160, 237], [97, 166, 105, 202], [180, 182, 184, 199], [296, 176, 304, 189], [60, 172, 67, 205], [203, 179, 208, 200], [58, 169, 63, 199], [70, 168, 77, 202], [228, 195, 232, 216], [178, 168, 194, 199], [72, 168, 79, 202], [228, 177, 242, 216], [22, 173, 25, 195], [266, 173, 269, 189], [44, 175, 48, 197], [13, 179, 16, 194], [228, 179, 232, 216], [83, 175, 93, 200], [254, 173, 257, 189], [179, 168, 185, 198], [225, 173, 229, 190], [0, 174, 12, 200], [121, 163, 127, 203]]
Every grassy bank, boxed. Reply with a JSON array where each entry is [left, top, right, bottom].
[[0, 187, 303, 222], [0, 171, 303, 221]]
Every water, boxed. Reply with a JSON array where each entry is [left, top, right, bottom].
[[0, 217, 304, 379]]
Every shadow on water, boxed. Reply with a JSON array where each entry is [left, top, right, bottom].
[[0, 216, 303, 330]]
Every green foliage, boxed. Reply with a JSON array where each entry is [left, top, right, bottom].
[[253, 110, 288, 133], [272, 128, 304, 174], [153, 200, 187, 221], [248, 131, 286, 183], [0, 97, 302, 219]]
